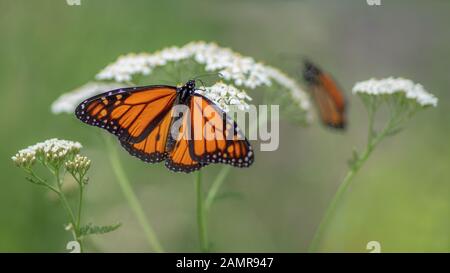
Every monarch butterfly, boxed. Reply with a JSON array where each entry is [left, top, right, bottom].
[[303, 60, 346, 129], [75, 80, 254, 173]]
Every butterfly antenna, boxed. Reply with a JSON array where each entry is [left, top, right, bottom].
[[192, 72, 223, 81], [196, 79, 207, 92]]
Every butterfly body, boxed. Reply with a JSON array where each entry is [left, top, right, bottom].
[[75, 80, 254, 173], [303, 60, 346, 129]]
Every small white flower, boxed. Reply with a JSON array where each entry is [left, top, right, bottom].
[[11, 152, 36, 169], [51, 82, 125, 114], [12, 138, 82, 168], [65, 154, 91, 175], [195, 82, 252, 112], [352, 77, 438, 107]]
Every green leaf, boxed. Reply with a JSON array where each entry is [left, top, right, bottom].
[[79, 223, 121, 237]]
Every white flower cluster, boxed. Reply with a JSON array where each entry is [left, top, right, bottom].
[[65, 154, 91, 175], [12, 138, 82, 168], [264, 66, 312, 121], [51, 82, 124, 114], [95, 41, 311, 114], [11, 149, 36, 168], [352, 77, 438, 107], [195, 82, 252, 112], [95, 42, 269, 88]]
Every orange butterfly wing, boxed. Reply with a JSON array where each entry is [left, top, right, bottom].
[[303, 61, 346, 129], [188, 94, 254, 167], [75, 85, 178, 143], [313, 73, 346, 129], [120, 106, 173, 163], [165, 108, 207, 173]]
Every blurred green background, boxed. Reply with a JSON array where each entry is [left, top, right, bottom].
[[0, 0, 448, 252]]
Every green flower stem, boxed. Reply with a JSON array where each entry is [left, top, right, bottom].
[[104, 134, 164, 253], [25, 169, 59, 194], [205, 166, 231, 211], [308, 113, 394, 253], [193, 159, 231, 253], [54, 170, 77, 227], [76, 180, 84, 231], [26, 167, 84, 251], [53, 168, 83, 252], [195, 170, 209, 252]]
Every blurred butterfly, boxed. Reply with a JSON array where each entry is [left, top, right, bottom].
[[303, 60, 347, 129], [75, 80, 254, 173]]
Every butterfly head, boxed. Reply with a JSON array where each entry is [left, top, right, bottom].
[[177, 79, 196, 103], [186, 79, 196, 90], [303, 59, 322, 85]]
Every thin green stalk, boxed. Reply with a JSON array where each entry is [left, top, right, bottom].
[[205, 166, 231, 211], [308, 115, 394, 252], [195, 170, 208, 252], [308, 156, 369, 252], [54, 169, 83, 251], [54, 169, 77, 227], [25, 169, 60, 195], [27, 167, 84, 251], [76, 193, 84, 252], [76, 179, 83, 230], [308, 168, 356, 252], [104, 134, 164, 253]]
